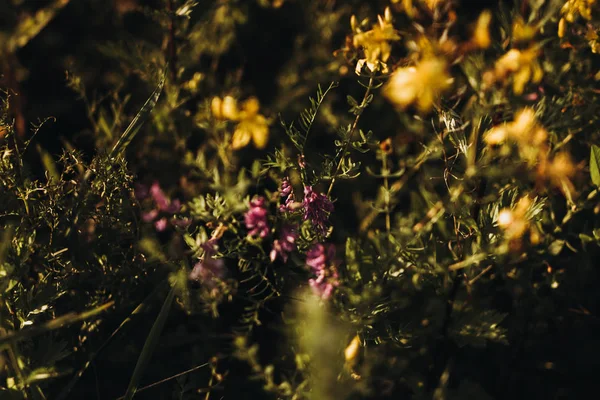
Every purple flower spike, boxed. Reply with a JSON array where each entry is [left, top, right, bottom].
[[279, 177, 298, 213], [306, 243, 339, 300], [302, 186, 334, 235], [244, 196, 270, 238], [270, 225, 298, 262]]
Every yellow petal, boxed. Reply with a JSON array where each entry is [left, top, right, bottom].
[[251, 119, 269, 149], [474, 11, 492, 49], [241, 97, 260, 116], [231, 125, 252, 149], [512, 68, 530, 95], [211, 97, 224, 119], [222, 96, 239, 120], [484, 126, 508, 145]]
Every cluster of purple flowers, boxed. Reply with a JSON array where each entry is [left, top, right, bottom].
[[306, 243, 339, 300], [302, 185, 334, 235], [243, 194, 298, 262], [240, 179, 339, 299], [135, 181, 188, 231], [278, 178, 334, 235], [244, 197, 270, 238]]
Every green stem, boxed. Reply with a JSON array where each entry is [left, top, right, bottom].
[[326, 75, 374, 197]]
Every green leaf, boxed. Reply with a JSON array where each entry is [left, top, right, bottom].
[[123, 284, 175, 400], [36, 143, 59, 184], [590, 145, 600, 187]]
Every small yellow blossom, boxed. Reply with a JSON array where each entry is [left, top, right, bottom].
[[485, 46, 543, 95], [512, 17, 538, 43], [497, 196, 536, 250], [558, 0, 596, 39], [498, 196, 531, 239], [561, 0, 596, 23], [351, 7, 400, 74], [537, 152, 577, 199], [383, 57, 452, 113], [485, 110, 578, 201], [184, 72, 204, 93], [585, 27, 600, 53], [473, 11, 492, 49], [211, 96, 270, 149], [484, 108, 548, 165]]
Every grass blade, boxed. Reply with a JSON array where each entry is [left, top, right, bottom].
[[123, 285, 175, 400], [108, 68, 167, 162], [56, 281, 168, 400], [36, 143, 60, 184], [590, 144, 600, 187]]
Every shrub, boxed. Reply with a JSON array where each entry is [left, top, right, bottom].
[[1, 0, 600, 399]]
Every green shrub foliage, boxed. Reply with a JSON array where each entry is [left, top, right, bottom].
[[1, 0, 600, 398]]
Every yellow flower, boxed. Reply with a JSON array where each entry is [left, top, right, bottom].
[[231, 97, 269, 150], [383, 57, 452, 113], [537, 152, 577, 199], [486, 47, 543, 95], [211, 96, 270, 149], [561, 0, 596, 23], [484, 108, 548, 164], [351, 7, 400, 74], [512, 16, 538, 43], [585, 27, 600, 53], [497, 196, 532, 242], [558, 0, 596, 39]]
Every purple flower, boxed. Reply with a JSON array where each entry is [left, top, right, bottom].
[[244, 196, 270, 238], [270, 225, 298, 262], [302, 186, 334, 235], [306, 243, 339, 300], [149, 181, 182, 213], [279, 177, 301, 213], [135, 181, 184, 232], [189, 238, 226, 288]]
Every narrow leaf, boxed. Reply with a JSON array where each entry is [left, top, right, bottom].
[[36, 143, 60, 184], [108, 68, 167, 162], [7, 0, 70, 52], [590, 145, 600, 187], [123, 285, 175, 400]]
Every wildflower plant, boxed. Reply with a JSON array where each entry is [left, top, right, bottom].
[[2, 0, 600, 399]]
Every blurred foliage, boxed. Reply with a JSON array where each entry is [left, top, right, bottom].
[[1, 0, 600, 399]]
